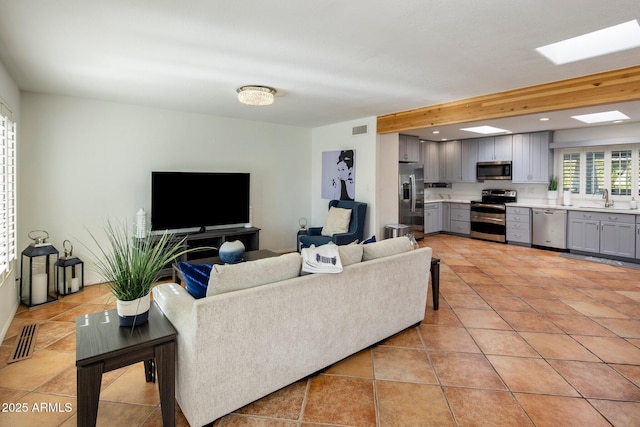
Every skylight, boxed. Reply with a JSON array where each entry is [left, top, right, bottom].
[[536, 19, 640, 65], [571, 110, 630, 124], [459, 126, 511, 135]]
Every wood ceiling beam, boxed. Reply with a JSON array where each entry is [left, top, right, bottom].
[[377, 65, 640, 134]]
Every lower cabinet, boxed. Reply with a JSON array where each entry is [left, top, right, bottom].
[[449, 203, 470, 235], [424, 202, 442, 234], [506, 207, 531, 245], [637, 217, 640, 260], [568, 211, 635, 258]]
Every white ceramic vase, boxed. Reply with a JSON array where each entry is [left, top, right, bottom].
[[116, 293, 151, 327]]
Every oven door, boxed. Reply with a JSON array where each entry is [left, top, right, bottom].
[[470, 204, 506, 242]]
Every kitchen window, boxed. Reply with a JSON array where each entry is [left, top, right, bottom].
[[558, 145, 640, 200]]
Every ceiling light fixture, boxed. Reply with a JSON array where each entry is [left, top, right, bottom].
[[571, 110, 630, 124], [536, 19, 640, 65], [236, 85, 277, 106], [460, 126, 511, 135]]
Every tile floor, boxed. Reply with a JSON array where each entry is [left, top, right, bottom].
[[1, 234, 640, 426]]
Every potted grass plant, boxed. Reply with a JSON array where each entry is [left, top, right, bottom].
[[84, 220, 191, 327], [547, 175, 558, 205]]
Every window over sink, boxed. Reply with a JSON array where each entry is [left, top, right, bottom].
[[559, 145, 638, 199]]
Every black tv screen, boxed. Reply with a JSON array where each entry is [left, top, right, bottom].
[[151, 172, 250, 231]]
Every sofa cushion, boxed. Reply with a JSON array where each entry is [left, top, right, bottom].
[[178, 262, 212, 299], [338, 243, 363, 267], [207, 252, 302, 296], [362, 236, 413, 261], [321, 207, 352, 237]]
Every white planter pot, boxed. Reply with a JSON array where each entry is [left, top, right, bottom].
[[547, 190, 558, 205], [116, 293, 151, 327]]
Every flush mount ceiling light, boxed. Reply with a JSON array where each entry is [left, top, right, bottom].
[[571, 110, 630, 124], [236, 85, 277, 106], [536, 19, 640, 65], [460, 125, 511, 135]]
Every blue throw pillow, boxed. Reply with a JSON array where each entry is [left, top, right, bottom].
[[178, 262, 212, 299], [361, 235, 377, 244]]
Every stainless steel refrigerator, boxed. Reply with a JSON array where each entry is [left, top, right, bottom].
[[399, 163, 424, 237]]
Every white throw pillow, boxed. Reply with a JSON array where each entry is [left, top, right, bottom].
[[362, 236, 413, 261], [321, 207, 352, 237]]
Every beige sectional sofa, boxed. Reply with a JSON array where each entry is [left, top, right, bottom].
[[152, 237, 432, 426]]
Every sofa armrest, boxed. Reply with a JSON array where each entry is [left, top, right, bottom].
[[307, 227, 323, 236], [332, 231, 359, 245], [152, 283, 196, 335]]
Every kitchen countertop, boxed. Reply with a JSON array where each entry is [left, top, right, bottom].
[[424, 199, 640, 215], [506, 202, 640, 215]]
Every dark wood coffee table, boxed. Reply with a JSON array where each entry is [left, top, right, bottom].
[[172, 249, 279, 283], [76, 302, 176, 427]]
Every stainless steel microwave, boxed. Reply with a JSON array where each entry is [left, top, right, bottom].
[[476, 161, 512, 181]]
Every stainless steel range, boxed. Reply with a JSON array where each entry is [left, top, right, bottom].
[[470, 189, 517, 243]]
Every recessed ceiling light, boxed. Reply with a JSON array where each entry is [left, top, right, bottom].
[[432, 130, 440, 134], [460, 126, 511, 135], [571, 110, 630, 124], [536, 19, 640, 65], [539, 117, 550, 121]]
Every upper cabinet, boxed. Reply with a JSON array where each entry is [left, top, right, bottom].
[[399, 134, 420, 162], [478, 135, 513, 162], [422, 140, 440, 183], [439, 139, 477, 183], [460, 138, 478, 182], [512, 131, 551, 184]]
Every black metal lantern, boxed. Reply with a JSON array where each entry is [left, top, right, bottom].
[[57, 240, 84, 296], [20, 230, 59, 306]]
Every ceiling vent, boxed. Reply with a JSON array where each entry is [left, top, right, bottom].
[[352, 125, 368, 136]]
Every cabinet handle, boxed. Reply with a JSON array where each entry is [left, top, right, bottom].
[[608, 216, 617, 221]]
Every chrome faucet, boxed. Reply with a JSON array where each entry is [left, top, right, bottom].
[[603, 189, 614, 207]]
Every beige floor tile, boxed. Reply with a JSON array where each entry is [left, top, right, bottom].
[[454, 308, 512, 330], [562, 300, 629, 318], [468, 328, 539, 357], [422, 307, 462, 326], [519, 332, 601, 362], [515, 394, 611, 427], [487, 355, 579, 396], [549, 360, 640, 401], [95, 401, 155, 427], [572, 335, 640, 364], [100, 363, 160, 405], [376, 381, 454, 426], [593, 317, 640, 338], [430, 352, 507, 390], [324, 349, 373, 378], [302, 376, 375, 426], [372, 346, 437, 384], [378, 327, 424, 349], [588, 399, 640, 426], [445, 387, 533, 426], [482, 295, 535, 312], [419, 325, 481, 353], [0, 350, 75, 391], [499, 310, 564, 333], [546, 314, 617, 337], [234, 380, 307, 420]]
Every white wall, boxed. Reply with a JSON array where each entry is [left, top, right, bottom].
[[19, 93, 312, 284], [310, 117, 377, 239], [0, 59, 20, 343], [377, 133, 399, 238]]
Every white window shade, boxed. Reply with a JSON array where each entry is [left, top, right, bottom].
[[0, 111, 16, 275]]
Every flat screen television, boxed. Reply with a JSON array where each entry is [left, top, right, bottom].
[[151, 171, 250, 231]]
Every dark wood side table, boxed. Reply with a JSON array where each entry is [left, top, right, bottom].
[[75, 302, 177, 427], [430, 257, 441, 310]]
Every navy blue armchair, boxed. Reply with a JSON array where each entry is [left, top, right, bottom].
[[299, 200, 367, 250]]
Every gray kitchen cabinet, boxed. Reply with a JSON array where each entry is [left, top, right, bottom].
[[460, 138, 478, 182], [478, 135, 513, 162], [512, 132, 551, 183], [443, 140, 462, 182], [568, 211, 636, 257], [506, 206, 531, 245], [441, 202, 450, 232], [399, 134, 420, 162], [422, 140, 440, 183], [449, 203, 470, 235], [637, 216, 640, 260], [424, 202, 442, 234]]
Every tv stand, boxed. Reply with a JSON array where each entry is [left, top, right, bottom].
[[158, 227, 260, 278]]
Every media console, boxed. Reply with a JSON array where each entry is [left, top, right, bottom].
[[157, 227, 260, 278]]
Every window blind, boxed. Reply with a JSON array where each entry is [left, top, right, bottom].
[[585, 151, 605, 195], [562, 152, 580, 193], [0, 111, 16, 275], [611, 150, 632, 196]]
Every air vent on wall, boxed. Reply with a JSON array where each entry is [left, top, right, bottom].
[[352, 125, 368, 135]]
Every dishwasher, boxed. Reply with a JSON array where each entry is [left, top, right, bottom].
[[532, 208, 567, 249]]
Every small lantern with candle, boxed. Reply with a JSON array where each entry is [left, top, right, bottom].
[[57, 239, 84, 296], [20, 230, 59, 306]]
